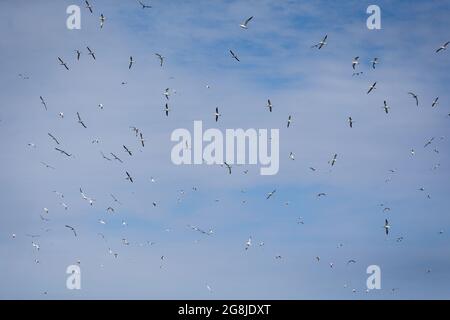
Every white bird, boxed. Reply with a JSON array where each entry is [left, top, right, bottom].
[[289, 152, 295, 160], [164, 88, 170, 100], [329, 154, 338, 166], [32, 242, 40, 251], [99, 14, 105, 28], [214, 107, 221, 122], [58, 112, 64, 119], [371, 57, 379, 69], [266, 99, 273, 112], [436, 41, 449, 53], [266, 189, 276, 199], [367, 82, 377, 94], [311, 34, 328, 49], [432, 97, 439, 108], [245, 236, 252, 250], [382, 100, 390, 114], [384, 219, 391, 235], [239, 16, 253, 29], [352, 56, 359, 70]]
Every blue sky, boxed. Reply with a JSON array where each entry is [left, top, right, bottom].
[[0, 0, 449, 299]]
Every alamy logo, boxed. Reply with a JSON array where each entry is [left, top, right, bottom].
[[170, 121, 279, 175], [66, 265, 81, 290], [366, 5, 381, 30], [366, 265, 381, 290]]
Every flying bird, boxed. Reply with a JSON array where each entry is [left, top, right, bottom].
[[266, 99, 273, 112], [367, 82, 377, 94], [155, 53, 164, 66], [266, 189, 276, 199], [111, 153, 123, 163], [87, 46, 96, 60], [223, 162, 232, 175], [408, 92, 419, 106], [99, 14, 105, 28], [348, 117, 353, 128], [312, 34, 328, 49], [55, 147, 71, 157], [329, 154, 338, 166], [165, 103, 170, 116], [287, 115, 292, 128], [58, 57, 69, 70], [352, 56, 359, 70], [126, 171, 134, 183], [229, 50, 240, 62], [431, 97, 439, 108], [39, 96, 47, 111], [40, 162, 55, 169], [100, 151, 112, 161], [384, 219, 391, 235], [111, 194, 122, 205], [75, 50, 81, 60], [214, 107, 221, 122], [129, 56, 134, 69], [65, 225, 77, 237], [123, 145, 132, 156], [424, 137, 435, 148], [383, 100, 390, 114], [138, 1, 152, 9], [140, 132, 145, 147], [245, 236, 252, 250], [77, 112, 87, 128], [436, 41, 449, 53], [371, 57, 379, 69], [164, 88, 170, 100], [240, 16, 253, 29], [85, 0, 93, 13], [48, 133, 60, 145]]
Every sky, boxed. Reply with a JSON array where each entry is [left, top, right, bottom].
[[0, 0, 449, 299]]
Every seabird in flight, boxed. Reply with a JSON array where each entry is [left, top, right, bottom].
[[436, 41, 449, 53], [58, 57, 69, 70], [240, 16, 253, 29], [311, 34, 328, 49], [123, 145, 132, 156], [40, 96, 47, 111], [77, 112, 87, 128], [229, 50, 240, 62], [65, 225, 77, 237], [215, 107, 221, 122], [367, 82, 377, 94], [408, 92, 419, 106], [87, 46, 96, 60], [352, 56, 359, 70], [155, 53, 164, 66]]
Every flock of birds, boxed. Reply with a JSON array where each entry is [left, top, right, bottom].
[[4, 0, 450, 298]]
